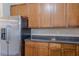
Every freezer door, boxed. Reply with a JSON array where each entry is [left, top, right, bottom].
[[0, 20, 21, 56], [0, 22, 8, 56]]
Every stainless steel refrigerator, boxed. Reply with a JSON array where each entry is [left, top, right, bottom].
[[0, 16, 21, 56]]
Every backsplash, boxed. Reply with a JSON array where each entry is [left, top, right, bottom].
[[31, 28, 79, 37]]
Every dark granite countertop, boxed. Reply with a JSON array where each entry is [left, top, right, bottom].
[[25, 35, 79, 44]]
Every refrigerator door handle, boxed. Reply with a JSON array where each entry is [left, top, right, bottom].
[[1, 28, 6, 40]]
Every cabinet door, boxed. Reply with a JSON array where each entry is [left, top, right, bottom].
[[10, 5, 18, 16], [25, 41, 33, 56], [62, 44, 76, 56], [37, 42, 48, 56], [25, 45, 33, 56], [25, 41, 48, 56], [11, 4, 29, 16], [17, 4, 29, 16], [50, 3, 66, 27], [62, 49, 76, 56], [49, 43, 62, 56], [40, 3, 50, 27], [67, 4, 79, 27], [25, 41, 38, 56], [32, 41, 48, 56], [28, 3, 40, 28], [37, 47, 48, 56]]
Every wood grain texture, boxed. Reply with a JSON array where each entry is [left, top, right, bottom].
[[25, 41, 48, 56], [62, 43, 76, 56], [67, 3, 79, 27], [76, 45, 79, 56], [62, 44, 76, 49], [39, 3, 50, 27], [28, 3, 40, 28], [62, 49, 76, 56], [11, 4, 29, 16], [49, 43, 62, 56], [50, 3, 66, 27], [10, 5, 18, 16]]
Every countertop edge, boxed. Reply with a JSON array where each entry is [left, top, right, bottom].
[[25, 39, 79, 44]]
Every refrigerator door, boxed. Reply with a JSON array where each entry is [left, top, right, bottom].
[[7, 20, 21, 56], [0, 16, 21, 56], [0, 22, 8, 56]]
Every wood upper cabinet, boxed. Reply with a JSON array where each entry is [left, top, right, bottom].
[[17, 4, 29, 16], [62, 44, 76, 56], [11, 3, 79, 28], [50, 3, 66, 27], [28, 4, 40, 28], [39, 3, 50, 27], [11, 4, 29, 16], [49, 43, 62, 56], [67, 4, 79, 27], [11, 5, 18, 16]]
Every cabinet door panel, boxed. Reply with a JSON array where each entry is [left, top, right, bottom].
[[17, 4, 29, 16], [50, 3, 66, 27], [40, 3, 50, 27], [50, 3, 55, 27], [49, 43, 61, 48], [28, 3, 40, 28], [67, 4, 79, 27]]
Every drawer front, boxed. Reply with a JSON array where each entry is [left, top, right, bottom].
[[49, 43, 61, 49], [30, 41, 48, 47]]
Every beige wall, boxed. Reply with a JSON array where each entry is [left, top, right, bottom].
[[0, 3, 20, 16], [0, 3, 3, 16]]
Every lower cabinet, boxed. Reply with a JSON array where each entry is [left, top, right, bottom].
[[25, 41, 79, 56], [62, 49, 76, 56], [25, 41, 48, 56], [49, 43, 62, 56], [25, 41, 35, 56], [76, 45, 79, 56], [62, 44, 76, 56]]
